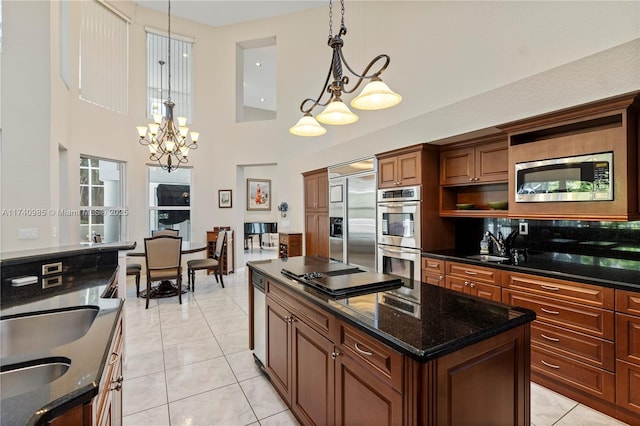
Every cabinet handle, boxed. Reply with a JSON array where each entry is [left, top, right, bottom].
[[540, 333, 560, 342], [469, 178, 474, 182], [427, 263, 439, 268], [111, 382, 123, 391], [464, 281, 470, 287], [108, 352, 119, 365], [354, 342, 373, 356], [470, 283, 475, 288], [463, 270, 477, 275], [541, 307, 560, 315], [541, 360, 560, 369], [540, 285, 560, 291], [474, 177, 480, 181], [331, 351, 340, 360], [439, 275, 444, 281]]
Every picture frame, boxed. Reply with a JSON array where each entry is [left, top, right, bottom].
[[218, 189, 232, 208], [247, 178, 271, 211]]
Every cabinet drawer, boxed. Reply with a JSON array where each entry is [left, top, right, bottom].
[[616, 313, 640, 365], [501, 271, 614, 309], [532, 346, 615, 403], [531, 322, 614, 371], [502, 289, 614, 340], [446, 261, 499, 285], [616, 360, 640, 416], [616, 289, 640, 315], [267, 280, 337, 339], [422, 257, 445, 275], [338, 321, 403, 392]]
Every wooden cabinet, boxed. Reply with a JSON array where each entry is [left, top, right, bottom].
[[439, 135, 509, 217], [206, 228, 234, 274], [445, 261, 501, 302], [279, 232, 302, 258], [440, 138, 508, 186], [422, 257, 445, 287], [501, 92, 640, 221], [615, 289, 640, 421], [501, 271, 616, 409], [377, 146, 422, 188], [303, 169, 329, 258]]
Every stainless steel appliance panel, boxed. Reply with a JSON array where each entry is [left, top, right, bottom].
[[377, 186, 421, 249], [515, 151, 613, 202], [347, 173, 377, 271], [329, 180, 345, 262], [377, 244, 421, 302]]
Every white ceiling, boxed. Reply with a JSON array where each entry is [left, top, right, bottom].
[[135, 1, 325, 112], [134, 0, 324, 28]]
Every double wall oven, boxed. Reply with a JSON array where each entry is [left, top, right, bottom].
[[377, 186, 422, 302]]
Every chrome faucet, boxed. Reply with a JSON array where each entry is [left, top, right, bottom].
[[485, 230, 506, 256]]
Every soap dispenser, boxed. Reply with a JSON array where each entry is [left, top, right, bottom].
[[480, 236, 489, 254]]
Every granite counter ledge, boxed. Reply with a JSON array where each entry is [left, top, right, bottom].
[[0, 285, 123, 426], [247, 257, 535, 362], [423, 249, 640, 292]]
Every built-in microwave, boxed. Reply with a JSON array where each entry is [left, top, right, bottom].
[[515, 152, 613, 203]]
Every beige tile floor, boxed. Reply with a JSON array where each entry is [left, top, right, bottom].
[[122, 248, 628, 426]]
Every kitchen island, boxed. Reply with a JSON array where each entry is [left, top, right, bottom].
[[248, 256, 536, 425]]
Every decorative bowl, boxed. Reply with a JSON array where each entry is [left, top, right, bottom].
[[488, 201, 508, 210], [455, 203, 475, 210]]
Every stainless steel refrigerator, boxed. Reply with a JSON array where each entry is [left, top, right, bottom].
[[328, 159, 377, 271]]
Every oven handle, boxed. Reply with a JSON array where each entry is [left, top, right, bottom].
[[378, 245, 421, 255], [378, 202, 419, 208]]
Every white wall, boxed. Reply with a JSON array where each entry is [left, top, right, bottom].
[[1, 1, 639, 255]]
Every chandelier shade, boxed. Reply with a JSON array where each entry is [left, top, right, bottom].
[[289, 113, 328, 137], [289, 0, 401, 137], [136, 0, 199, 172]]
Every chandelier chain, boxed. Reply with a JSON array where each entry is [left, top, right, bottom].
[[167, 0, 172, 100], [328, 0, 333, 37]]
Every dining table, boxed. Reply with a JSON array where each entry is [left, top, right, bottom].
[[127, 241, 207, 299]]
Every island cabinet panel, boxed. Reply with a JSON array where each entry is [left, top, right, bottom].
[[335, 350, 403, 426], [418, 324, 531, 426], [266, 297, 292, 400]]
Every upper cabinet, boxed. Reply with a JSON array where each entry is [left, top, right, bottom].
[[440, 139, 508, 185], [500, 91, 640, 221], [303, 169, 329, 258], [439, 134, 509, 217], [377, 145, 423, 188]]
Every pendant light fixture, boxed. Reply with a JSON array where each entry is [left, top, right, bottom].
[[136, 0, 199, 172], [289, 0, 402, 137]]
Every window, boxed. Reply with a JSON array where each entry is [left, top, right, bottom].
[[236, 36, 277, 122], [146, 30, 193, 121], [79, 0, 129, 113], [80, 156, 125, 243], [148, 166, 191, 242]]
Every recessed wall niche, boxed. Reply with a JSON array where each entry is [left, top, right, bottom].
[[236, 36, 276, 122]]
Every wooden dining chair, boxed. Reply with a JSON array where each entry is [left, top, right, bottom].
[[152, 229, 179, 237], [187, 230, 226, 292], [126, 263, 142, 297], [143, 235, 183, 309]]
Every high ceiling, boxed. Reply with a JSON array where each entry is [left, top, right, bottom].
[[135, 0, 326, 112], [134, 0, 324, 28]]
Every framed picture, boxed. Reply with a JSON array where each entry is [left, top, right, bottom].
[[218, 189, 232, 208], [247, 178, 271, 211]]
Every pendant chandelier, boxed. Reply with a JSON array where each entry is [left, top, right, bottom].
[[289, 0, 402, 137], [136, 0, 199, 172]]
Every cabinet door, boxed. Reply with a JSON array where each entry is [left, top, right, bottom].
[[616, 360, 640, 416], [397, 151, 421, 186], [305, 214, 318, 257], [471, 281, 502, 302], [305, 175, 318, 210], [266, 298, 292, 403], [317, 174, 329, 210], [378, 157, 398, 188], [616, 313, 640, 365], [334, 351, 403, 426], [291, 319, 335, 425], [440, 147, 474, 185], [475, 140, 508, 183], [316, 212, 329, 258], [423, 271, 445, 287], [446, 276, 468, 294]]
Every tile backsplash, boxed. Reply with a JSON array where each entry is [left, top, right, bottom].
[[455, 218, 640, 261]]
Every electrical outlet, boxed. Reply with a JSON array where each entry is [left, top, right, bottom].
[[519, 222, 529, 235]]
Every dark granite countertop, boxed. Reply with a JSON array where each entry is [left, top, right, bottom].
[[424, 249, 640, 293], [248, 257, 535, 362], [0, 241, 137, 265], [0, 269, 122, 426]]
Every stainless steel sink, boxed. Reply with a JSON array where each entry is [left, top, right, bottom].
[[466, 254, 510, 262], [0, 306, 99, 358], [1, 358, 71, 398]]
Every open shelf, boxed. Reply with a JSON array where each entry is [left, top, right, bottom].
[[440, 183, 509, 217]]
